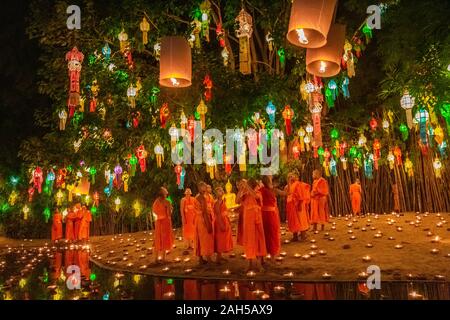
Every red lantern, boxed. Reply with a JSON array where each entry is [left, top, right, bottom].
[[160, 103, 170, 128], [28, 186, 35, 202], [203, 75, 213, 102], [93, 192, 99, 207], [56, 168, 67, 188], [32, 167, 44, 194], [393, 146, 402, 165], [187, 115, 195, 141], [373, 139, 381, 170], [132, 111, 141, 128], [369, 117, 378, 131], [136, 145, 148, 172], [174, 165, 183, 185], [224, 153, 232, 175], [66, 47, 84, 117], [292, 143, 300, 159], [339, 141, 347, 156], [282, 105, 294, 136]]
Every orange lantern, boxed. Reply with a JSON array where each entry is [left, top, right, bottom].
[[306, 24, 345, 77], [282, 105, 294, 136], [287, 0, 338, 48], [159, 36, 192, 88]]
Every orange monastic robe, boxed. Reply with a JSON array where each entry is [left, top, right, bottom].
[[310, 177, 330, 224], [51, 212, 63, 241], [73, 209, 82, 241], [260, 186, 281, 256], [349, 183, 362, 215], [194, 195, 215, 257], [181, 196, 196, 241], [286, 181, 310, 232], [152, 198, 174, 252], [241, 192, 267, 259], [78, 208, 92, 240], [65, 210, 77, 241], [214, 199, 233, 254]]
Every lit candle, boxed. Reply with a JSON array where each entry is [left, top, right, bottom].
[[139, 265, 147, 270], [310, 244, 318, 250], [322, 272, 332, 280], [350, 236, 357, 240], [183, 257, 191, 263], [328, 237, 335, 241], [162, 267, 170, 272], [184, 268, 193, 274], [319, 250, 327, 255], [223, 269, 231, 275], [362, 255, 372, 262], [430, 248, 439, 254], [431, 236, 440, 243], [302, 254, 311, 260], [283, 272, 294, 278], [246, 271, 256, 277], [395, 244, 403, 249]]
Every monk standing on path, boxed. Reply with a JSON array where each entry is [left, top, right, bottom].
[[152, 187, 174, 263], [78, 205, 92, 242], [65, 207, 77, 242], [51, 208, 63, 242], [236, 179, 267, 272], [285, 173, 310, 241], [259, 175, 281, 260], [73, 203, 82, 242], [194, 182, 215, 265], [213, 187, 233, 263], [349, 179, 362, 216], [310, 169, 330, 231], [180, 188, 195, 249]]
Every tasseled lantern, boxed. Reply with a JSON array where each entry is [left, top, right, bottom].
[[387, 151, 395, 170], [136, 145, 148, 172], [160, 103, 170, 129], [32, 166, 44, 194], [373, 139, 381, 170], [127, 85, 137, 108], [287, 0, 337, 48], [59, 109, 68, 131], [433, 158, 443, 178], [159, 36, 192, 87], [197, 99, 208, 129], [306, 24, 346, 77], [66, 47, 84, 117], [282, 105, 294, 136], [169, 124, 178, 149], [309, 103, 323, 148], [414, 108, 429, 146], [400, 90, 415, 129], [154, 144, 164, 168], [235, 8, 253, 75], [203, 75, 213, 102], [266, 101, 276, 126], [118, 29, 129, 53], [404, 157, 414, 178], [298, 127, 306, 151], [140, 17, 150, 45], [393, 146, 402, 165]]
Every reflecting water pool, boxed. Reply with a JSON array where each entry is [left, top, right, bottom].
[[0, 247, 448, 300]]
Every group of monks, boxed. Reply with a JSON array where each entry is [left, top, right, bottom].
[[51, 203, 92, 243], [152, 168, 331, 272]]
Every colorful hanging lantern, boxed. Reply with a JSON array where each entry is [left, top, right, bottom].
[[235, 8, 253, 75], [358, 134, 367, 147], [93, 192, 99, 207], [404, 157, 414, 177], [414, 108, 429, 145], [197, 99, 208, 129], [330, 128, 339, 140], [206, 158, 216, 179], [59, 109, 68, 131], [434, 126, 444, 145], [282, 105, 294, 135], [393, 146, 402, 165], [200, 0, 211, 41], [114, 165, 123, 189], [114, 197, 121, 212], [382, 119, 390, 132], [140, 17, 150, 45], [175, 165, 183, 186], [309, 103, 323, 149], [400, 90, 415, 129], [159, 36, 192, 87], [306, 24, 345, 77], [169, 124, 179, 149], [133, 200, 142, 217], [102, 43, 111, 61], [387, 151, 395, 170], [373, 139, 381, 170], [127, 85, 137, 108], [369, 117, 378, 131], [342, 40, 355, 78], [340, 156, 348, 170], [66, 184, 74, 202], [364, 154, 373, 179], [287, 0, 337, 48], [266, 101, 276, 125], [23, 205, 30, 220], [399, 123, 409, 141], [330, 158, 337, 176], [118, 29, 129, 53], [66, 47, 84, 116], [45, 169, 55, 192], [298, 127, 306, 151], [341, 77, 350, 99], [128, 154, 138, 177], [203, 75, 213, 102], [136, 145, 148, 172], [433, 158, 442, 178], [154, 144, 164, 168], [160, 103, 170, 128], [32, 167, 44, 194]]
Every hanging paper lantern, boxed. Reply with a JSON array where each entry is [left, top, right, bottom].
[[382, 119, 390, 132], [121, 172, 129, 192], [330, 158, 337, 176], [358, 134, 367, 147], [287, 0, 337, 48], [330, 128, 339, 140], [127, 85, 137, 108], [206, 158, 216, 179], [118, 29, 129, 53], [433, 158, 443, 178], [341, 77, 350, 99], [128, 154, 138, 177], [339, 141, 347, 156], [140, 17, 150, 45], [306, 24, 345, 77], [303, 135, 311, 151], [136, 145, 148, 172], [235, 8, 253, 75], [203, 75, 213, 102], [266, 101, 276, 125], [159, 36, 192, 87], [46, 169, 55, 192], [22, 205, 30, 220], [393, 146, 402, 165], [292, 143, 300, 159], [66, 47, 84, 116], [400, 90, 415, 129], [414, 108, 429, 145], [154, 144, 164, 168], [438, 141, 447, 158], [282, 105, 294, 135], [340, 156, 347, 170], [277, 48, 286, 69], [342, 40, 355, 78], [404, 157, 414, 177], [32, 167, 44, 194], [150, 87, 160, 106], [399, 123, 409, 141], [200, 0, 211, 41], [373, 139, 381, 170], [169, 124, 179, 149], [102, 43, 111, 61], [440, 103, 450, 134], [197, 99, 208, 129], [160, 103, 170, 128], [133, 200, 142, 217], [114, 197, 121, 212], [434, 126, 444, 145], [59, 109, 68, 131], [298, 127, 306, 151], [369, 117, 378, 131], [364, 154, 373, 179], [265, 32, 274, 52], [66, 184, 75, 202], [114, 165, 123, 190], [387, 151, 395, 170], [93, 192, 99, 207], [309, 104, 323, 149]]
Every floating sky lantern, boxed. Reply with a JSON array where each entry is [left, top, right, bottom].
[[159, 36, 192, 87]]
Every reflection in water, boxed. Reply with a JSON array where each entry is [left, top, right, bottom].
[[0, 248, 448, 300]]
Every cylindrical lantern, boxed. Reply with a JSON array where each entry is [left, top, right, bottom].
[[306, 24, 345, 77], [287, 0, 337, 48], [160, 36, 192, 88]]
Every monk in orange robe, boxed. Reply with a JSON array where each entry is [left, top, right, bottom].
[[65, 208, 77, 241], [78, 205, 92, 242], [194, 182, 215, 264], [180, 188, 195, 249], [152, 187, 174, 263], [260, 175, 281, 259], [349, 179, 362, 216], [213, 187, 233, 263], [207, 185, 215, 203], [73, 203, 82, 242], [79, 249, 91, 280], [285, 173, 310, 241], [237, 179, 267, 272], [50, 251, 62, 282], [310, 169, 330, 231], [51, 208, 63, 242]]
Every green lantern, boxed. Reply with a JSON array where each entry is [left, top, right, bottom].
[[330, 128, 340, 140], [399, 123, 409, 141], [349, 146, 358, 158], [43, 207, 51, 223]]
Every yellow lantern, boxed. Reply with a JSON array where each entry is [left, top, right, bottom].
[[66, 184, 74, 202], [298, 127, 306, 151], [56, 189, 64, 206], [22, 205, 30, 220], [114, 197, 121, 212], [140, 17, 150, 45], [404, 157, 414, 177], [387, 151, 395, 170], [133, 200, 142, 217], [159, 36, 192, 88], [433, 158, 442, 178], [434, 126, 444, 145], [306, 24, 346, 77], [197, 99, 208, 129], [235, 8, 253, 75], [154, 144, 164, 168], [118, 29, 129, 53], [287, 0, 338, 48], [8, 190, 18, 206]]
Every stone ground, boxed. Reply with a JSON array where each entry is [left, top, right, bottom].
[[2, 212, 450, 281]]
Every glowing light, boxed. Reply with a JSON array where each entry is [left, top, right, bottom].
[[170, 78, 179, 86], [319, 61, 326, 73], [296, 28, 308, 44]]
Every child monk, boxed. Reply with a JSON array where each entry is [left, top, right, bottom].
[[349, 178, 362, 216], [213, 186, 233, 263], [65, 207, 77, 242], [152, 187, 174, 263], [194, 182, 215, 265], [181, 188, 196, 249], [285, 172, 310, 241], [236, 179, 267, 272], [310, 169, 330, 231], [259, 175, 281, 260], [51, 208, 63, 243], [78, 205, 92, 242]]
